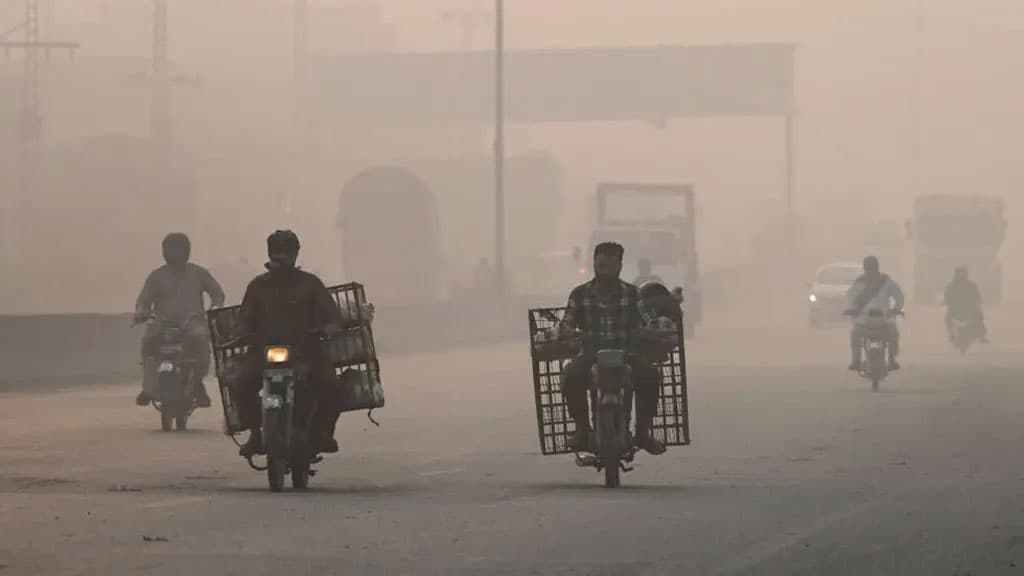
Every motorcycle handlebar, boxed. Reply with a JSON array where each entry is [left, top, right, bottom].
[[843, 309, 905, 319], [217, 326, 340, 350], [131, 311, 204, 328]]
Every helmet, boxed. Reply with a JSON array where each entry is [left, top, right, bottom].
[[266, 230, 300, 268], [638, 280, 672, 301], [863, 255, 880, 274], [162, 233, 191, 266]]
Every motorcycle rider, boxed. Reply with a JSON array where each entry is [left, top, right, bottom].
[[845, 255, 905, 371], [944, 266, 989, 344], [134, 233, 225, 407], [234, 230, 350, 458], [559, 242, 666, 456], [633, 258, 664, 286]]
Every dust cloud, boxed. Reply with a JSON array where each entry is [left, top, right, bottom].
[[0, 0, 1020, 329]]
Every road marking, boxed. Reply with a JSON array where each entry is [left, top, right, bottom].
[[139, 496, 208, 510], [417, 467, 466, 477]]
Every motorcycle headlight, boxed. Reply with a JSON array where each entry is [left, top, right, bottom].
[[808, 293, 817, 303], [265, 346, 291, 364]]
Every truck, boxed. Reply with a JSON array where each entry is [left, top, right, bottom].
[[908, 194, 1006, 305], [586, 182, 702, 336]]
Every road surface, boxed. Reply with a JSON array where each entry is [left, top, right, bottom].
[[1, 307, 1022, 575]]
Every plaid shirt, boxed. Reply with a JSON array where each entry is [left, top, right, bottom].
[[561, 279, 650, 352]]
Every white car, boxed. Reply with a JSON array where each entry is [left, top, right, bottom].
[[808, 262, 862, 327]]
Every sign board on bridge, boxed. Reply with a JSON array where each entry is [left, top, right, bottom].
[[312, 44, 796, 125]]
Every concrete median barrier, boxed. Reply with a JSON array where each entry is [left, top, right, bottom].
[[0, 296, 554, 390]]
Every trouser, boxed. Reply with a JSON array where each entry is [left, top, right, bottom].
[[946, 308, 987, 340], [141, 324, 211, 397], [561, 355, 661, 435], [850, 320, 899, 363], [238, 350, 341, 444]]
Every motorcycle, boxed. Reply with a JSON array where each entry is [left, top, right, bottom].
[[221, 330, 326, 492], [208, 282, 383, 493], [134, 313, 204, 432], [949, 315, 975, 354], [850, 309, 902, 392], [528, 307, 690, 489], [576, 348, 635, 488]]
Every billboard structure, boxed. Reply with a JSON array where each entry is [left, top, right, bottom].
[[313, 44, 797, 297], [313, 44, 795, 123], [313, 43, 797, 208]]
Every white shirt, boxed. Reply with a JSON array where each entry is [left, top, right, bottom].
[[846, 275, 905, 321]]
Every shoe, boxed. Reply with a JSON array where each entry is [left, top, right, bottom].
[[635, 431, 667, 455], [570, 426, 590, 453], [317, 437, 339, 454], [239, 431, 265, 457], [848, 363, 860, 371], [888, 359, 901, 371], [194, 383, 212, 408], [136, 391, 153, 406]]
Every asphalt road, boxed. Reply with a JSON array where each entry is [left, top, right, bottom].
[[1, 307, 1022, 575]]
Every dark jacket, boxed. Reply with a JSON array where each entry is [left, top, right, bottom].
[[944, 278, 982, 314], [235, 267, 341, 350]]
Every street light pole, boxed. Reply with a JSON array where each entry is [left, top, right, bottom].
[[493, 0, 506, 295]]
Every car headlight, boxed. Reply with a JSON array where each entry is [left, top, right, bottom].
[[265, 346, 291, 364], [808, 293, 817, 303]]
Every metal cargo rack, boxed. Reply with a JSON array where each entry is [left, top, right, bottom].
[[324, 283, 382, 414], [528, 307, 690, 456], [207, 304, 249, 434], [207, 282, 382, 435]]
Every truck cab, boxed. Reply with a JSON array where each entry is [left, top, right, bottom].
[[587, 182, 702, 336]]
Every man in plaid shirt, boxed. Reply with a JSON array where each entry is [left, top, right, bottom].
[[560, 242, 666, 456]]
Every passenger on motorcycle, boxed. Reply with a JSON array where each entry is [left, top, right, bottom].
[[234, 230, 353, 458], [134, 233, 225, 407], [559, 242, 667, 456], [944, 266, 989, 344], [845, 256, 905, 371], [633, 258, 664, 287]]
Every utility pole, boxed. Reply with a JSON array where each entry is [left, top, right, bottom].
[[910, 0, 923, 200], [147, 0, 201, 146], [493, 0, 506, 295], [286, 0, 309, 222], [0, 0, 77, 305], [152, 0, 170, 146], [293, 0, 308, 85], [0, 0, 77, 145]]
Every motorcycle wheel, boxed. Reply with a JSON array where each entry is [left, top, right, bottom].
[[868, 348, 886, 392], [290, 430, 310, 490], [598, 405, 621, 488], [160, 408, 173, 432], [264, 412, 286, 493]]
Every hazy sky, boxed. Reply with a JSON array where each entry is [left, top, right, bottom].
[[1, 1, 1021, 312]]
